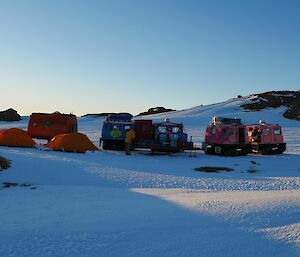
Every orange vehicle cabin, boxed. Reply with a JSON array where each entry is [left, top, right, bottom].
[[28, 112, 77, 140]]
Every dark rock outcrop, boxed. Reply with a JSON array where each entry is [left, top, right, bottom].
[[283, 98, 300, 120], [138, 107, 175, 116], [81, 112, 132, 118], [240, 91, 300, 121], [0, 108, 21, 121], [0, 156, 11, 171]]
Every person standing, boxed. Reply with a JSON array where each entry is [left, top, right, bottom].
[[251, 127, 261, 142], [125, 129, 136, 155]]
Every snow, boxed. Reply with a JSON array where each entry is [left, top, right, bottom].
[[0, 97, 299, 257], [259, 223, 300, 245]]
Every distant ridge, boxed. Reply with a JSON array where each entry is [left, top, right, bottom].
[[81, 112, 132, 118], [137, 107, 175, 116], [240, 90, 300, 120]]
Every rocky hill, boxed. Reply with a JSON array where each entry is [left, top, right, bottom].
[[137, 107, 175, 116], [0, 108, 21, 122], [240, 91, 300, 120], [284, 99, 300, 120]]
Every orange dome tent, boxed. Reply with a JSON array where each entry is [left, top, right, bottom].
[[0, 128, 36, 148], [46, 132, 98, 153]]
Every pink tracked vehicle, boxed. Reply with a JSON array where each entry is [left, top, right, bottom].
[[246, 121, 286, 154], [202, 117, 251, 155]]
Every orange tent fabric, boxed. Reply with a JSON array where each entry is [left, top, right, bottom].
[[46, 132, 98, 153], [0, 128, 36, 148]]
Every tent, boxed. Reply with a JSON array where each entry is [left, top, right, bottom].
[[46, 132, 98, 153], [0, 128, 36, 148]]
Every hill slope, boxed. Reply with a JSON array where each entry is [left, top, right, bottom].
[[138, 94, 299, 127]]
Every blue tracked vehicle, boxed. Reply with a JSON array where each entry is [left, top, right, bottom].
[[100, 114, 133, 150], [100, 115, 194, 153]]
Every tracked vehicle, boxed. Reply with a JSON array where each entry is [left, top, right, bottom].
[[202, 117, 251, 155], [246, 121, 286, 154]]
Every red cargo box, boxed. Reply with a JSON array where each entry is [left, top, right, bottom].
[[28, 112, 77, 140], [134, 120, 153, 141]]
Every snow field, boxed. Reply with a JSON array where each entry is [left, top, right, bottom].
[[0, 96, 299, 256]]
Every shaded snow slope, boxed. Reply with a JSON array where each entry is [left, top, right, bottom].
[[0, 145, 300, 257]]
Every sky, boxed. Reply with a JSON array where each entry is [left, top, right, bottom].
[[1, 0, 300, 116]]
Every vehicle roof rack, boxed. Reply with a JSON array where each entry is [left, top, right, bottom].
[[211, 116, 242, 125]]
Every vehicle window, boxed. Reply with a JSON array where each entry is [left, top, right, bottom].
[[170, 134, 179, 140], [158, 126, 166, 133], [274, 128, 281, 135], [263, 127, 271, 135], [210, 127, 216, 135], [172, 127, 179, 133]]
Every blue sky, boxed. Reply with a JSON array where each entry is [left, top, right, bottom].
[[1, 0, 299, 115]]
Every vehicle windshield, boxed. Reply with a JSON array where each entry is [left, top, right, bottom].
[[274, 128, 282, 135], [172, 127, 180, 133], [263, 127, 271, 135], [158, 126, 167, 133]]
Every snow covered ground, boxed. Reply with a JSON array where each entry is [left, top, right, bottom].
[[0, 96, 299, 257]]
